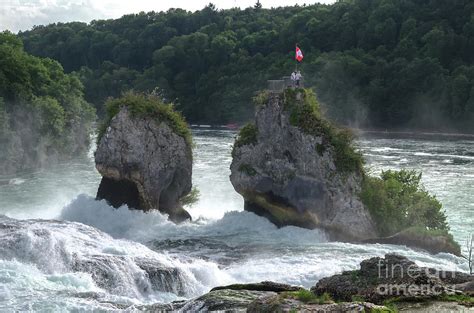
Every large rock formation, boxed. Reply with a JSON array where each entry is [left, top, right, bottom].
[[95, 97, 193, 222], [230, 89, 376, 240]]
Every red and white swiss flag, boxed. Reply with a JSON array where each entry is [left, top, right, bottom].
[[295, 46, 304, 62]]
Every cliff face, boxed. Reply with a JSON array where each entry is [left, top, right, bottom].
[[230, 89, 376, 240], [95, 106, 192, 222]]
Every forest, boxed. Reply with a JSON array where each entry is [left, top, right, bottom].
[[17, 0, 474, 131], [0, 32, 94, 174]]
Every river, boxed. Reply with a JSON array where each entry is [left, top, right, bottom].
[[0, 130, 472, 310]]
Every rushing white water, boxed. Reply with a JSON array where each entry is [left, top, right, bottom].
[[0, 129, 472, 310]]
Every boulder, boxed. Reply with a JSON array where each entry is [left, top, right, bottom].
[[230, 89, 376, 240], [312, 253, 473, 304], [363, 228, 462, 256], [95, 103, 193, 222]]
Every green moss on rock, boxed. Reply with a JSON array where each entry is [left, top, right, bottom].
[[282, 290, 333, 304], [232, 123, 258, 159], [98, 92, 192, 148], [253, 90, 270, 107], [234, 123, 258, 148], [282, 88, 364, 174]]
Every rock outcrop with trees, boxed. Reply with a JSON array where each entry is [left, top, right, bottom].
[[230, 88, 376, 240], [231, 88, 459, 254]]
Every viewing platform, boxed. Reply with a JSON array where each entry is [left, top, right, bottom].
[[267, 76, 304, 93]]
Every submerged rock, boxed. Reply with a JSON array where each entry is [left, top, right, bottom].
[[95, 95, 193, 222], [230, 89, 376, 240]]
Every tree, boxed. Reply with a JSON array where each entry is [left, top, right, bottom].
[[16, 1, 474, 130], [463, 234, 473, 275], [0, 32, 95, 174]]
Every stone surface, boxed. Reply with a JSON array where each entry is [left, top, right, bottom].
[[312, 253, 473, 304], [95, 107, 192, 222], [211, 281, 303, 293], [398, 301, 474, 312], [363, 228, 462, 256], [248, 296, 389, 313], [142, 281, 391, 312], [230, 91, 376, 240]]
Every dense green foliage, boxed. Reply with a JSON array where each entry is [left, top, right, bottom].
[[0, 31, 94, 174], [360, 169, 449, 236], [18, 1, 474, 130], [283, 88, 364, 173], [234, 123, 258, 149], [100, 92, 192, 148]]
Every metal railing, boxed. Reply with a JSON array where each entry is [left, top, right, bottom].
[[267, 76, 304, 92]]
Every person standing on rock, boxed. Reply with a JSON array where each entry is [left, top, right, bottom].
[[295, 71, 302, 87], [291, 71, 297, 87]]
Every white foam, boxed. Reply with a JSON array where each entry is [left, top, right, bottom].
[[8, 178, 25, 185], [60, 195, 329, 246], [58, 195, 469, 291]]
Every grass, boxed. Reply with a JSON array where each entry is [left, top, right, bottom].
[[283, 290, 333, 304], [282, 88, 364, 174], [382, 298, 401, 312], [97, 92, 192, 149], [438, 294, 474, 306]]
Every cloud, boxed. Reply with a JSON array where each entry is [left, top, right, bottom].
[[0, 0, 336, 33]]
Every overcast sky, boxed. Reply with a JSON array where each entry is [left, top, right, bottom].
[[0, 0, 336, 33]]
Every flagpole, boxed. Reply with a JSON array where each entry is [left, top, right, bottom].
[[295, 43, 298, 72]]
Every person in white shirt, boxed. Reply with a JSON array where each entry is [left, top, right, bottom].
[[295, 71, 302, 87], [291, 71, 297, 87]]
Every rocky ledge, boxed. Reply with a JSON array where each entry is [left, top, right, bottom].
[[139, 255, 473, 312], [313, 254, 474, 305], [230, 88, 376, 240], [95, 93, 193, 222], [140, 281, 390, 312]]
